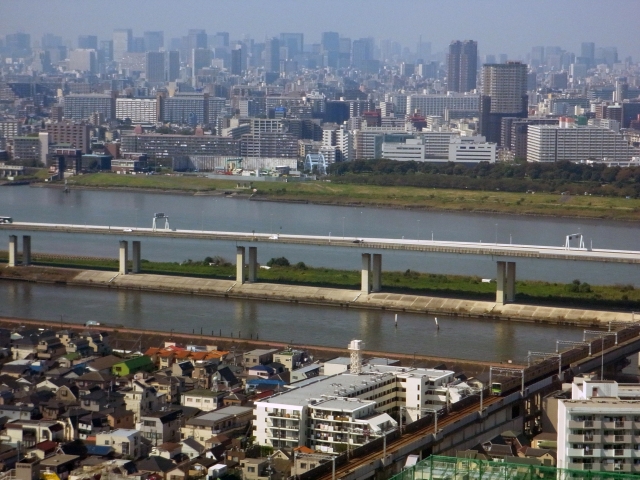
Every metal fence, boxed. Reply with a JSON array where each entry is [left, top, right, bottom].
[[389, 455, 640, 480]]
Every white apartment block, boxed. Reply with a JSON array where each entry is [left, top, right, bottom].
[[253, 363, 454, 452], [449, 137, 496, 163], [558, 379, 640, 474], [382, 133, 495, 163], [115, 98, 158, 124], [528, 124, 639, 163], [406, 93, 479, 117]]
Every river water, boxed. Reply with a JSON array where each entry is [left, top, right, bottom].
[[0, 185, 634, 362]]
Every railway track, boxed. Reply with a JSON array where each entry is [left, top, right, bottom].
[[317, 395, 503, 480]]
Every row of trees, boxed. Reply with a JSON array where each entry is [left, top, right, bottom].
[[328, 160, 640, 197]]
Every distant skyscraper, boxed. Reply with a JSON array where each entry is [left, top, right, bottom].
[[321, 32, 340, 53], [212, 32, 229, 48], [279, 33, 303, 59], [112, 29, 132, 62], [77, 35, 97, 50], [351, 38, 373, 70], [100, 40, 113, 63], [530, 46, 544, 67], [146, 51, 165, 82], [5, 33, 31, 54], [41, 33, 63, 49], [143, 31, 164, 52], [581, 42, 595, 66], [479, 61, 528, 144], [231, 45, 243, 75], [264, 37, 280, 73], [166, 50, 180, 82], [131, 37, 146, 53], [447, 40, 478, 93]]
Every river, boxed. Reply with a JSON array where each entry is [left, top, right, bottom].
[[0, 185, 634, 362], [1, 185, 638, 284]]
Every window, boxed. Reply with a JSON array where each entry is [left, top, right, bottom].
[[143, 420, 155, 427], [300, 463, 307, 469], [248, 467, 255, 473], [104, 440, 110, 445]]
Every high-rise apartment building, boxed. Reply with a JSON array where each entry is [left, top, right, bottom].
[[479, 61, 528, 144], [112, 29, 132, 63], [145, 52, 165, 82], [63, 94, 116, 121], [45, 121, 91, 154], [143, 31, 164, 52], [116, 98, 159, 124], [447, 40, 478, 93], [77, 35, 98, 50], [68, 49, 97, 73], [264, 37, 280, 73], [166, 51, 180, 82]]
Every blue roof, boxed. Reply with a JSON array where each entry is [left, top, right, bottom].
[[86, 445, 114, 456], [247, 379, 286, 386]]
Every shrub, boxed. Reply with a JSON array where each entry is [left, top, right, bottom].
[[267, 257, 290, 267], [294, 261, 308, 270]]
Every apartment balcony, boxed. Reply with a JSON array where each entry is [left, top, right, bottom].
[[603, 434, 631, 443], [268, 424, 299, 432], [603, 421, 631, 429], [266, 433, 299, 441], [567, 462, 600, 471], [602, 449, 632, 458], [603, 462, 631, 472], [267, 412, 300, 420], [568, 448, 602, 457], [568, 434, 602, 443], [569, 420, 601, 429]]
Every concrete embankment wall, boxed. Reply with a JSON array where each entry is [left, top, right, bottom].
[[0, 265, 632, 326]]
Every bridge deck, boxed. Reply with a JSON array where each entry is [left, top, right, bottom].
[[2, 222, 640, 264]]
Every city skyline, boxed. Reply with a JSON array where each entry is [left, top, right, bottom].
[[3, 0, 639, 60]]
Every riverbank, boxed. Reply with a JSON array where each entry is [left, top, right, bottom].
[[53, 174, 640, 222], [2, 252, 638, 311], [0, 315, 505, 375], [0, 264, 632, 326]]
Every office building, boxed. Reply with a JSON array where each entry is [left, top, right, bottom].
[[115, 98, 158, 124], [121, 133, 240, 159], [11, 137, 41, 165], [45, 121, 91, 153], [143, 31, 164, 52], [211, 32, 229, 48], [166, 51, 180, 82], [63, 94, 116, 121], [99, 40, 113, 63], [351, 38, 373, 70], [145, 52, 165, 82], [0, 121, 22, 140], [581, 42, 595, 66], [5, 33, 31, 55], [264, 37, 280, 73], [77, 35, 98, 50], [321, 31, 340, 67], [279, 33, 303, 59], [112, 29, 132, 63], [407, 93, 479, 117], [68, 49, 97, 73], [231, 45, 242, 75], [527, 120, 639, 163], [447, 40, 478, 93], [480, 62, 528, 144]]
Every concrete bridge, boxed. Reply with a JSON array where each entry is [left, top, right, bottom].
[[2, 221, 640, 305]]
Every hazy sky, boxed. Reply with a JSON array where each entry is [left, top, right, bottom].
[[3, 0, 638, 59]]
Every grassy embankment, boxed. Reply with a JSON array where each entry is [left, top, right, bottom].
[[64, 173, 640, 221], [3, 252, 638, 311]]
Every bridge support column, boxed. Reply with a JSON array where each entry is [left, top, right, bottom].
[[119, 240, 128, 275], [22, 236, 31, 266], [496, 261, 506, 305], [361, 253, 371, 294], [131, 241, 141, 274], [236, 247, 245, 284], [8, 235, 17, 267], [372, 253, 382, 292], [248, 247, 257, 283], [506, 261, 516, 303]]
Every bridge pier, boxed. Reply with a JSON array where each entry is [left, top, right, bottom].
[[361, 253, 371, 293], [119, 240, 128, 275], [132, 241, 141, 274], [236, 247, 245, 284], [372, 253, 382, 292], [8, 235, 17, 267], [496, 261, 516, 304], [248, 247, 257, 283], [22, 235, 31, 266]]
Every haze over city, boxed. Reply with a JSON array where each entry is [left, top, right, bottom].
[[3, 0, 640, 59]]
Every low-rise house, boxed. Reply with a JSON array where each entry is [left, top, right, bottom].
[[222, 393, 247, 407], [66, 338, 94, 357], [0, 404, 37, 421], [181, 389, 225, 411], [181, 406, 253, 443], [243, 349, 278, 372], [211, 366, 241, 390], [0, 443, 19, 470], [290, 364, 321, 383], [106, 407, 136, 430], [181, 438, 205, 459], [78, 411, 110, 439], [150, 442, 182, 460], [122, 379, 162, 422], [137, 409, 182, 446], [112, 356, 155, 377], [135, 455, 177, 479], [2, 360, 33, 378], [80, 388, 124, 412], [5, 420, 65, 447], [37, 336, 66, 360], [273, 348, 308, 371], [171, 361, 194, 378], [96, 429, 144, 460], [40, 454, 79, 476], [75, 370, 116, 392], [146, 375, 184, 404], [86, 355, 122, 374], [81, 331, 110, 355]]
